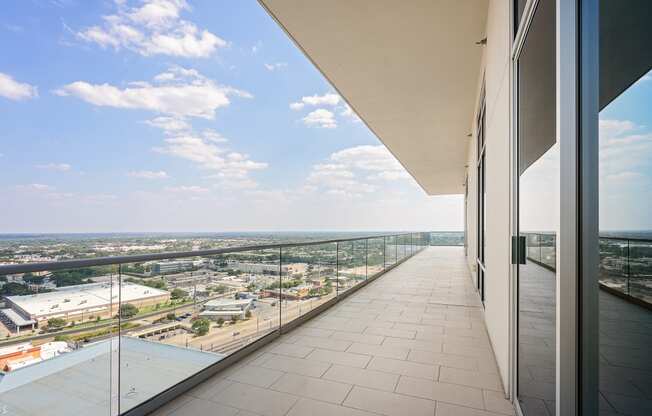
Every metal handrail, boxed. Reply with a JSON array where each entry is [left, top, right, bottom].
[[0, 232, 425, 275], [599, 236, 652, 243]]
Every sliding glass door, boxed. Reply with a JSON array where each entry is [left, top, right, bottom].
[[515, 0, 558, 414], [579, 0, 652, 414]]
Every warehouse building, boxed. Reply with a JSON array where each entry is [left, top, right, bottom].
[[2, 282, 170, 329]]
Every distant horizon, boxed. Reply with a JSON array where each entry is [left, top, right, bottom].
[[0, 229, 465, 237]]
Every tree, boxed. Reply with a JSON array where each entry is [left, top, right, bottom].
[[170, 288, 188, 300], [142, 279, 167, 290], [119, 303, 139, 319], [47, 318, 66, 329], [23, 273, 44, 285], [216, 317, 225, 327], [0, 282, 34, 296], [245, 310, 252, 319], [166, 312, 176, 321], [191, 318, 210, 336]]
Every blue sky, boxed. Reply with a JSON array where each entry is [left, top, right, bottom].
[[599, 71, 652, 230], [0, 0, 463, 233]]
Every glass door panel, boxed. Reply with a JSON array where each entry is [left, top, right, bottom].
[[516, 0, 558, 414]]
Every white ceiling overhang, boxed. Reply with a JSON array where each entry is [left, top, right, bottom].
[[259, 0, 488, 195]]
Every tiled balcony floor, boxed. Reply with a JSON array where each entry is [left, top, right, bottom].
[[151, 247, 514, 416]]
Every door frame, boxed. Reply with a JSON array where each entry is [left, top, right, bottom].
[[509, 0, 583, 414]]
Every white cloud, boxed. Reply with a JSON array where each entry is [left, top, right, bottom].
[[331, 145, 404, 172], [165, 185, 209, 193], [0, 72, 38, 101], [15, 183, 55, 192], [128, 170, 168, 179], [154, 134, 267, 180], [368, 171, 411, 181], [202, 129, 228, 143], [305, 145, 413, 198], [215, 178, 258, 190], [35, 163, 72, 172], [145, 116, 190, 133], [302, 109, 337, 129], [264, 62, 287, 71], [340, 103, 361, 123], [77, 0, 226, 58], [290, 92, 340, 110], [599, 119, 652, 182], [55, 67, 251, 119]]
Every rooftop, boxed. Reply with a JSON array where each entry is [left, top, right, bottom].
[[6, 282, 169, 319], [0, 337, 222, 415]]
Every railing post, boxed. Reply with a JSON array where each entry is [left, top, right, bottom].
[[395, 236, 398, 263], [383, 236, 386, 269], [336, 242, 339, 297], [365, 239, 368, 279], [626, 239, 630, 295], [278, 247, 282, 332]]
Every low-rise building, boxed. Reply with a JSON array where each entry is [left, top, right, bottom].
[[2, 282, 170, 329], [199, 298, 253, 321], [152, 260, 195, 274]]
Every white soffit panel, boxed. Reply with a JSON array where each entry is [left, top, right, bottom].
[[259, 0, 488, 195]]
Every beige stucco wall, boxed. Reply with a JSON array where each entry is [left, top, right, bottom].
[[466, 0, 512, 394]]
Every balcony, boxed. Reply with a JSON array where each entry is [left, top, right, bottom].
[[0, 237, 515, 416], [149, 246, 513, 416]]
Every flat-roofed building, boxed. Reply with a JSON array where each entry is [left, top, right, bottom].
[[199, 298, 253, 321], [3, 282, 170, 327]]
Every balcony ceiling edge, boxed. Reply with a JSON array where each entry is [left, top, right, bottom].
[[258, 0, 487, 196]]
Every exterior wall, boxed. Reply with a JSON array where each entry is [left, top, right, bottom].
[[466, 0, 512, 393]]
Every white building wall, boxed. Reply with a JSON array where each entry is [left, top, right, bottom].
[[466, 0, 512, 393]]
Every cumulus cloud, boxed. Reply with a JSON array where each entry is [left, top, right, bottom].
[[154, 133, 267, 182], [264, 62, 287, 71], [145, 116, 190, 133], [0, 72, 38, 101], [331, 145, 404, 172], [302, 109, 337, 129], [599, 119, 652, 183], [289, 92, 340, 111], [128, 170, 169, 179], [290, 93, 362, 127], [305, 145, 413, 197], [36, 163, 72, 172], [54, 67, 251, 119], [77, 0, 227, 58], [340, 104, 361, 122]]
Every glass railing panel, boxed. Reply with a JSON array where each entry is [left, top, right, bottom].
[[525, 233, 541, 264], [628, 241, 652, 303], [117, 249, 282, 413], [385, 236, 396, 265], [539, 233, 556, 269], [344, 239, 367, 291], [599, 238, 629, 294], [0, 264, 119, 415], [429, 232, 464, 246], [367, 237, 385, 276], [279, 243, 336, 322]]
